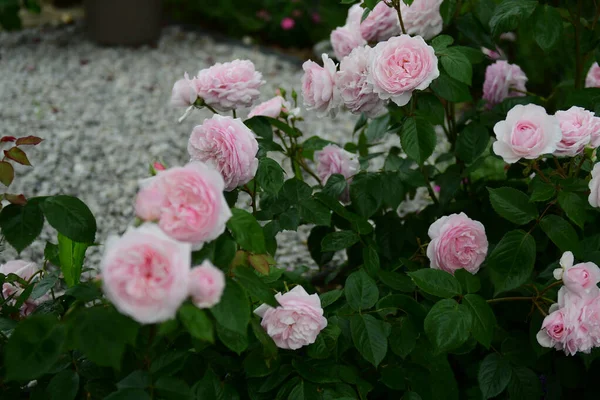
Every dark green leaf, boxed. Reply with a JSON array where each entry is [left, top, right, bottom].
[[104, 389, 151, 400], [507, 366, 541, 400], [378, 270, 415, 292], [227, 208, 267, 253], [283, 178, 312, 202], [349, 173, 383, 218], [210, 278, 250, 334], [322, 174, 348, 200], [488, 187, 538, 225], [424, 299, 472, 353], [558, 191, 587, 229], [455, 269, 481, 294], [288, 380, 321, 400], [299, 198, 332, 226], [30, 271, 59, 300], [381, 172, 406, 210], [178, 303, 214, 342], [529, 177, 555, 202], [321, 230, 360, 252], [293, 359, 340, 383], [464, 294, 496, 349], [400, 117, 437, 165], [345, 270, 379, 311], [155, 376, 191, 400], [432, 35, 454, 52], [320, 289, 344, 308], [488, 230, 536, 295], [408, 269, 461, 298], [0, 202, 44, 253], [245, 116, 273, 140], [440, 47, 472, 85], [489, 0, 538, 37], [533, 5, 563, 52], [389, 316, 419, 358], [302, 136, 333, 161], [256, 158, 284, 195], [47, 369, 79, 400], [456, 123, 489, 164], [478, 353, 512, 399], [233, 266, 277, 307], [350, 314, 391, 367], [415, 93, 445, 125], [117, 370, 151, 390], [216, 323, 248, 354], [40, 196, 96, 243], [540, 215, 583, 257], [365, 114, 391, 142], [376, 294, 428, 322], [431, 72, 472, 102]]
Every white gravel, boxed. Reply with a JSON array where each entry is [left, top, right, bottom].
[[0, 24, 438, 272]]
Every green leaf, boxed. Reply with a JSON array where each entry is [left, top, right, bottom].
[[117, 370, 151, 390], [154, 376, 192, 400], [256, 158, 284, 195], [227, 208, 267, 253], [210, 278, 250, 334], [403, 392, 422, 400], [431, 72, 472, 103], [455, 123, 489, 164], [381, 172, 406, 210], [533, 5, 563, 52], [320, 289, 344, 308], [71, 307, 139, 369], [558, 191, 587, 229], [432, 35, 454, 52], [455, 269, 481, 294], [362, 246, 380, 276], [389, 316, 419, 358], [47, 369, 79, 400], [507, 366, 541, 400], [378, 270, 415, 292], [233, 266, 277, 307], [488, 187, 538, 225], [440, 47, 472, 85], [463, 294, 496, 349], [349, 173, 383, 218], [529, 177, 555, 202], [0, 161, 15, 186], [259, 364, 294, 392], [293, 359, 340, 383], [365, 114, 391, 142], [489, 0, 537, 37], [40, 195, 96, 243], [299, 198, 332, 226], [4, 146, 31, 166], [245, 116, 273, 140], [301, 136, 333, 160], [57, 233, 88, 287], [105, 389, 151, 400], [321, 230, 360, 252], [488, 230, 536, 295], [540, 215, 583, 257], [376, 294, 428, 322], [288, 380, 321, 400], [30, 271, 59, 300], [4, 315, 66, 381], [345, 270, 379, 311], [282, 178, 312, 202], [0, 202, 44, 253], [477, 353, 512, 399], [322, 174, 348, 199], [250, 317, 278, 358], [350, 314, 391, 367], [192, 369, 225, 399], [307, 324, 341, 359], [216, 323, 248, 354], [424, 299, 472, 353], [178, 303, 214, 342], [400, 117, 437, 165], [415, 93, 445, 125], [408, 269, 462, 298]]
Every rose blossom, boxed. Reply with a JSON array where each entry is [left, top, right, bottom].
[[248, 96, 285, 119], [188, 261, 225, 309], [347, 3, 400, 43], [315, 144, 360, 202], [170, 72, 198, 107], [337, 46, 388, 118], [481, 47, 505, 60], [254, 285, 328, 350], [589, 163, 600, 208], [193, 60, 264, 112], [0, 260, 46, 316], [330, 25, 367, 61], [301, 54, 341, 117], [492, 104, 562, 163], [400, 0, 444, 40], [188, 114, 259, 191], [135, 161, 232, 249], [101, 223, 191, 324], [368, 35, 439, 107], [426, 212, 488, 275], [536, 308, 566, 349], [553, 251, 600, 299], [586, 62, 600, 88], [554, 106, 600, 156], [482, 61, 528, 108]]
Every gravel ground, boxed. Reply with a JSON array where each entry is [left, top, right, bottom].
[[0, 24, 440, 272]]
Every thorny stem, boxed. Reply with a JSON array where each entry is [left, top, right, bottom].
[[532, 161, 550, 183], [487, 280, 561, 317], [553, 156, 567, 177], [298, 158, 322, 185], [487, 297, 534, 304], [539, 280, 563, 296]]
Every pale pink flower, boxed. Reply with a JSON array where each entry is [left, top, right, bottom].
[[586, 62, 600, 88], [347, 3, 400, 43], [315, 144, 359, 202], [481, 47, 505, 60], [0, 260, 46, 316], [400, 0, 444, 40], [101, 223, 191, 324], [254, 286, 328, 350], [536, 309, 566, 349], [368, 35, 439, 107], [170, 72, 198, 108], [188, 115, 259, 191], [426, 212, 488, 275], [483, 61, 528, 108], [194, 60, 264, 112], [589, 163, 600, 208], [554, 106, 600, 156], [188, 261, 225, 309], [281, 17, 295, 30], [248, 96, 285, 119], [135, 162, 232, 249], [554, 252, 600, 299], [330, 25, 367, 61], [492, 104, 562, 163], [301, 54, 341, 117], [337, 46, 388, 118]]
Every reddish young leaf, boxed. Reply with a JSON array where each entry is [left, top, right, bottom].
[[4, 147, 31, 166], [4, 194, 27, 205], [0, 161, 14, 186], [248, 254, 270, 275], [16, 136, 43, 146], [0, 136, 17, 143]]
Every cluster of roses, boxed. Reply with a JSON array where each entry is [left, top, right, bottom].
[[536, 252, 600, 355]]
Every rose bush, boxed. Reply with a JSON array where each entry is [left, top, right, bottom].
[[2, 0, 600, 399]]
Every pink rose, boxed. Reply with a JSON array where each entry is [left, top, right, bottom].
[[135, 162, 231, 249], [400, 0, 444, 40], [254, 286, 328, 350], [301, 54, 341, 117], [563, 263, 600, 300], [347, 3, 400, 43], [337, 46, 388, 118], [170, 72, 198, 108], [194, 60, 264, 112], [330, 25, 367, 61], [188, 115, 259, 191], [315, 144, 360, 202], [586, 62, 600, 88], [589, 163, 600, 208], [426, 212, 488, 275], [188, 261, 225, 309], [536, 309, 566, 348], [281, 17, 295, 30], [492, 104, 562, 164], [482, 61, 528, 108], [248, 96, 285, 119], [555, 106, 600, 156], [101, 223, 191, 324], [481, 47, 505, 60], [368, 35, 439, 107], [581, 295, 600, 347], [0, 260, 45, 316]]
